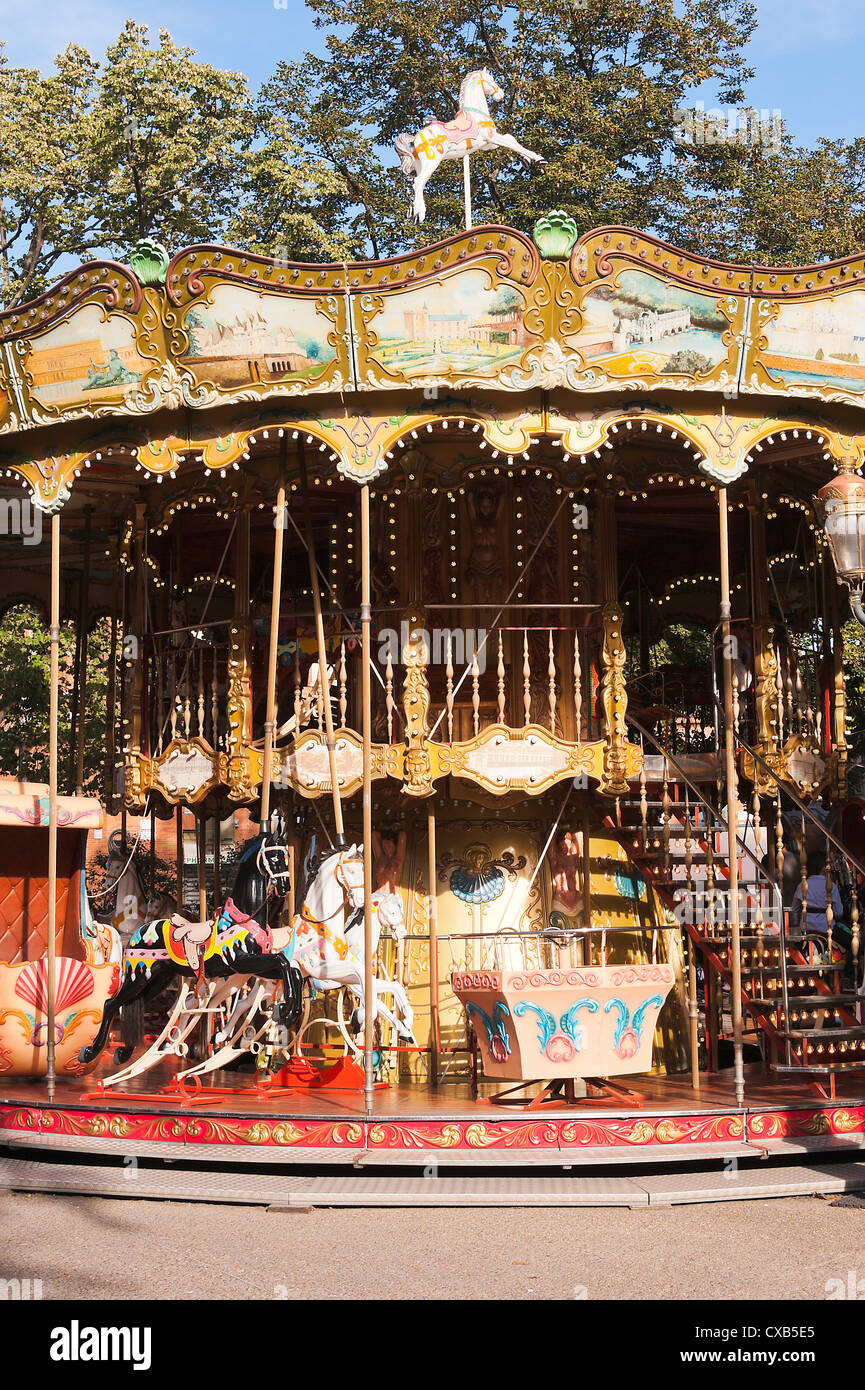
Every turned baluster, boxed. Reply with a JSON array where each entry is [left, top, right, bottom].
[[211, 659, 219, 749], [706, 811, 716, 941], [472, 650, 480, 736], [785, 653, 794, 738], [197, 647, 205, 739], [386, 638, 395, 743], [573, 631, 582, 740], [293, 655, 302, 732], [523, 630, 531, 726], [851, 879, 860, 999], [795, 665, 804, 738], [548, 629, 557, 735], [662, 764, 671, 879], [639, 750, 648, 854], [339, 639, 347, 727], [497, 631, 506, 725], [445, 635, 454, 743], [797, 813, 808, 930], [825, 852, 835, 962], [169, 661, 178, 742], [775, 649, 785, 748]]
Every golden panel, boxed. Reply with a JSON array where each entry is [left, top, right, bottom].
[[352, 226, 539, 392], [3, 269, 167, 427], [165, 244, 351, 404], [745, 272, 865, 411], [562, 228, 749, 394], [277, 728, 389, 799]]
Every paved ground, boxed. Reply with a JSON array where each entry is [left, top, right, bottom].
[[4, 1189, 865, 1299]]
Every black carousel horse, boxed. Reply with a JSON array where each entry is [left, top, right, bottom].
[[79, 830, 303, 1066]]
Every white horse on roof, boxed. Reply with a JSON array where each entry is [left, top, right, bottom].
[[395, 68, 544, 224]]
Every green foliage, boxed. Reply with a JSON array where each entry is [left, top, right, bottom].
[[651, 623, 712, 669], [842, 619, 865, 756], [0, 25, 254, 306], [0, 602, 115, 797], [4, 1, 865, 304]]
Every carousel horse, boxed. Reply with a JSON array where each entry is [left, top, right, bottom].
[[174, 887, 410, 1080], [79, 829, 303, 1067], [394, 68, 544, 224], [282, 851, 415, 1042]]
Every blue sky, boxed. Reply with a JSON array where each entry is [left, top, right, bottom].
[[0, 0, 861, 148]]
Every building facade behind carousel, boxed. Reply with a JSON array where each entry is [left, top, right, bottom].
[[3, 217, 865, 1142]]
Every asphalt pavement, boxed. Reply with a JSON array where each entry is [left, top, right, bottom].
[[4, 1189, 865, 1300]]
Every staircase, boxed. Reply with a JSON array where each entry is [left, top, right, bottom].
[[599, 770, 865, 1093]]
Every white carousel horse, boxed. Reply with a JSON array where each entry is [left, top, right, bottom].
[[282, 851, 415, 1043], [394, 68, 544, 223]]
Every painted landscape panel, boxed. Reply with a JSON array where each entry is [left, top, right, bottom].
[[759, 291, 865, 395], [26, 304, 149, 408], [569, 270, 732, 379], [180, 284, 336, 390], [368, 270, 530, 377]]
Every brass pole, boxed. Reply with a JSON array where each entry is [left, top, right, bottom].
[[74, 506, 92, 793], [104, 543, 119, 809], [719, 487, 745, 1106], [213, 816, 221, 909], [46, 511, 60, 1101], [428, 805, 439, 1085], [361, 484, 374, 1107], [260, 476, 286, 830], [176, 806, 184, 910], [298, 441, 345, 843], [197, 818, 207, 922], [581, 807, 593, 965]]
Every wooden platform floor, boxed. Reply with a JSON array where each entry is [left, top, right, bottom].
[[4, 1063, 865, 1164], [3, 1060, 864, 1119]]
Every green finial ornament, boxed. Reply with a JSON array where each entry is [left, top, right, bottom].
[[129, 238, 170, 286], [532, 210, 579, 260]]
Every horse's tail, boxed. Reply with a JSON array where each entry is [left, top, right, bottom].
[[120, 993, 145, 1052], [394, 132, 418, 175]]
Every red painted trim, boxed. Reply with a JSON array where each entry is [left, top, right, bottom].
[[4, 1097, 864, 1153]]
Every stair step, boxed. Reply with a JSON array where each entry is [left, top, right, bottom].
[[748, 994, 859, 1010], [780, 1027, 865, 1041], [773, 1061, 865, 1075]]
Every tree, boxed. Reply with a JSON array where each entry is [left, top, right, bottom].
[[246, 0, 758, 259], [0, 24, 254, 306], [0, 42, 99, 306], [0, 602, 115, 797], [88, 22, 254, 249]]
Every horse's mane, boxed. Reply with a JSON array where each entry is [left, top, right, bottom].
[[300, 843, 346, 908], [458, 69, 489, 105]]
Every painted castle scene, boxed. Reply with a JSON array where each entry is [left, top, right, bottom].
[[369, 270, 530, 375], [761, 291, 865, 394], [181, 284, 336, 389], [25, 304, 148, 408], [570, 269, 731, 378]]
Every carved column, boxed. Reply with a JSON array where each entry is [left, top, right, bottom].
[[828, 573, 849, 800], [226, 501, 254, 801], [599, 601, 630, 795], [749, 493, 780, 758], [401, 607, 434, 798]]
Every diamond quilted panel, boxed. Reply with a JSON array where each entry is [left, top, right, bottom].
[[0, 827, 86, 963]]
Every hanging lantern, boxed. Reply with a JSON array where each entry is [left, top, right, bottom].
[[814, 468, 865, 624]]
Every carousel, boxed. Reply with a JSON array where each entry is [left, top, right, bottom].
[[4, 71, 865, 1171]]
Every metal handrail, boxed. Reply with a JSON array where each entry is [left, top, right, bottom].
[[626, 709, 788, 1062], [625, 713, 782, 905]]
